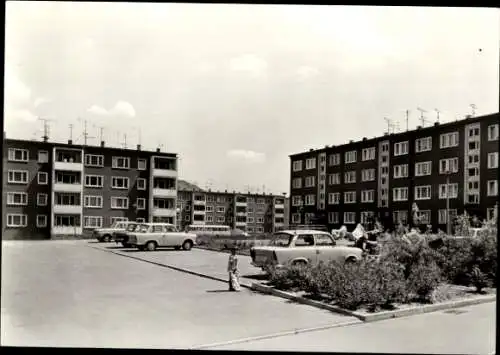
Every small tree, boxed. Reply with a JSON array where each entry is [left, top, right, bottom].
[[454, 212, 471, 236]]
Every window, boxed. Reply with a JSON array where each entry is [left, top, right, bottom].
[[8, 148, 29, 162], [439, 158, 459, 174], [247, 217, 255, 223], [360, 211, 375, 224], [137, 159, 147, 170], [292, 178, 302, 189], [468, 181, 479, 190], [207, 196, 215, 203], [393, 164, 408, 179], [328, 212, 339, 224], [7, 192, 28, 206], [381, 166, 389, 175], [256, 217, 264, 223], [216, 206, 225, 213], [468, 127, 480, 137], [305, 195, 315, 206], [438, 209, 458, 224], [344, 171, 356, 184], [37, 172, 48, 185], [487, 208, 496, 220], [256, 227, 264, 233], [292, 196, 302, 206], [328, 173, 340, 185], [468, 167, 479, 177], [36, 215, 48, 228], [136, 198, 146, 210], [85, 175, 103, 188], [37, 193, 48, 206], [217, 196, 226, 203], [440, 132, 459, 148], [38, 151, 49, 163], [393, 211, 408, 224], [344, 212, 356, 224], [468, 154, 480, 164], [362, 147, 376, 161], [7, 214, 28, 227], [328, 193, 340, 205], [415, 210, 431, 224], [185, 204, 191, 211], [216, 216, 225, 223], [415, 185, 432, 200], [8, 170, 29, 184], [344, 191, 356, 204], [415, 137, 432, 153], [112, 156, 130, 169], [488, 124, 499, 141], [345, 150, 357, 164], [415, 161, 432, 176], [361, 190, 375, 203], [84, 216, 103, 229], [393, 187, 408, 202], [488, 152, 499, 169], [137, 178, 146, 190], [467, 193, 480, 204], [439, 183, 458, 199], [111, 177, 129, 189], [206, 205, 214, 213], [305, 158, 316, 170], [185, 215, 190, 221], [85, 154, 104, 167], [394, 141, 409, 156], [468, 141, 479, 151], [329, 153, 340, 166], [292, 160, 303, 171], [381, 142, 389, 152], [487, 180, 498, 196], [361, 169, 375, 182], [295, 234, 315, 247], [292, 213, 301, 223], [111, 197, 129, 209], [84, 195, 103, 208], [305, 176, 316, 187]]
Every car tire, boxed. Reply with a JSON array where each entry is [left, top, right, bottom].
[[146, 241, 157, 252], [292, 260, 307, 268], [182, 240, 193, 251], [103, 235, 111, 243], [345, 256, 357, 264]]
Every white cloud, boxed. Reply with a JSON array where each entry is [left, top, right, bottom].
[[34, 97, 51, 108], [229, 54, 268, 76], [5, 108, 38, 122], [4, 63, 31, 107], [296, 66, 320, 81], [87, 101, 136, 118], [226, 149, 266, 163]]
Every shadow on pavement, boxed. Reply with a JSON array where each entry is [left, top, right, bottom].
[[241, 274, 269, 281], [206, 290, 234, 293], [121, 249, 182, 253], [87, 241, 101, 244]]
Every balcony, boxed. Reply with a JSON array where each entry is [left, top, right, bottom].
[[236, 201, 247, 207], [53, 204, 82, 214], [274, 203, 285, 209], [54, 161, 83, 172], [193, 199, 206, 205], [152, 168, 177, 178], [152, 208, 176, 217], [274, 212, 285, 218], [52, 226, 83, 235], [193, 210, 206, 215], [236, 212, 247, 217], [54, 182, 82, 193], [152, 188, 176, 198], [235, 221, 247, 226]]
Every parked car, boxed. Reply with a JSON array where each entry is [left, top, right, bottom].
[[250, 230, 363, 271], [93, 221, 133, 242], [127, 223, 198, 251], [113, 222, 142, 247]]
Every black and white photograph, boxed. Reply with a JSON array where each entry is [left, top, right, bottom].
[[2, 2, 498, 353]]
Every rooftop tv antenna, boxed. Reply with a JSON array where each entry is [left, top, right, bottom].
[[79, 118, 95, 146], [98, 126, 104, 142], [470, 104, 477, 117], [417, 107, 429, 127], [383, 117, 393, 134], [123, 133, 128, 149], [69, 124, 74, 141], [38, 117, 53, 142], [405, 110, 410, 131], [136, 127, 142, 146], [435, 108, 441, 122]]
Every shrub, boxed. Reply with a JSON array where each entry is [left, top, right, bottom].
[[407, 261, 442, 302], [363, 260, 408, 308], [470, 234, 497, 286], [435, 237, 474, 286], [468, 266, 491, 293], [268, 264, 312, 292]]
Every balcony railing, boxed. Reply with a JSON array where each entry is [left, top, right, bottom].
[[152, 208, 176, 217], [53, 204, 82, 214], [152, 168, 177, 178], [53, 182, 82, 193], [54, 161, 84, 171], [152, 188, 176, 198], [52, 226, 83, 235]]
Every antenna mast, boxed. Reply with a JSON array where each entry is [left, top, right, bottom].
[[123, 133, 127, 149], [435, 108, 441, 122], [417, 107, 429, 127], [82, 119, 95, 146], [69, 124, 74, 141], [38, 117, 52, 142], [470, 104, 477, 117], [405, 110, 410, 131], [383, 117, 393, 134]]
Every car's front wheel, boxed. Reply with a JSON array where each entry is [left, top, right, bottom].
[[103, 235, 111, 243], [145, 241, 157, 251], [292, 260, 308, 268], [182, 240, 193, 251]]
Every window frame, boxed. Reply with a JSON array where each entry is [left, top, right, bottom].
[[8, 148, 29, 162], [111, 197, 129, 210], [111, 176, 130, 190], [7, 214, 28, 228], [112, 156, 131, 169], [85, 154, 104, 167]]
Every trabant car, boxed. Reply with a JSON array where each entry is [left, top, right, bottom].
[[127, 223, 198, 251], [250, 230, 363, 271], [93, 221, 134, 242], [113, 222, 142, 247]]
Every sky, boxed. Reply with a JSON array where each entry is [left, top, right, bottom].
[[4, 2, 499, 195]]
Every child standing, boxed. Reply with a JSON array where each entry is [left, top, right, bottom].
[[227, 247, 241, 292]]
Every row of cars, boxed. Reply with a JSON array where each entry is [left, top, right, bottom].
[[93, 221, 197, 251]]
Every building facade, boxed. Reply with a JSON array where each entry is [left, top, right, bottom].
[[176, 181, 289, 234], [3, 137, 178, 240], [289, 113, 499, 232]]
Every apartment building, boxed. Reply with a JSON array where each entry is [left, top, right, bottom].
[[176, 180, 289, 234], [289, 112, 499, 232], [3, 136, 178, 240]]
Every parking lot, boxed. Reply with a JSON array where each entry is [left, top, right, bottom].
[[1, 240, 496, 353]]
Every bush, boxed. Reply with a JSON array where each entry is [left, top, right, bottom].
[[435, 238, 474, 286], [268, 264, 312, 292], [407, 261, 442, 302], [468, 266, 491, 293], [470, 234, 497, 286]]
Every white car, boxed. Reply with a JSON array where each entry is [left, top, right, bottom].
[[127, 223, 198, 251], [93, 221, 133, 242]]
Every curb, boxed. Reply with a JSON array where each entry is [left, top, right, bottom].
[[190, 318, 363, 350], [251, 282, 497, 323], [88, 245, 253, 289]]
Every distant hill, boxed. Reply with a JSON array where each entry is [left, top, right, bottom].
[[177, 179, 204, 192]]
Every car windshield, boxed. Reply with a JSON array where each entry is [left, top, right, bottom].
[[268, 233, 293, 247], [136, 224, 151, 233], [126, 224, 138, 232]]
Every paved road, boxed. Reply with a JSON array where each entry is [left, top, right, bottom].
[[1, 240, 359, 349]]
